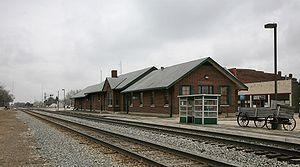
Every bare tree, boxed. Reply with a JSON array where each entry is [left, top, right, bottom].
[[0, 85, 14, 107], [64, 89, 81, 107]]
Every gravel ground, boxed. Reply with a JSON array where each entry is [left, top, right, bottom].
[[17, 110, 126, 167], [33, 110, 300, 167]]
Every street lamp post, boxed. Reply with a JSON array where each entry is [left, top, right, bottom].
[[264, 23, 278, 104], [62, 89, 65, 110]]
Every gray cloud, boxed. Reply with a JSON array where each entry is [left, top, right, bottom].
[[0, 0, 299, 102]]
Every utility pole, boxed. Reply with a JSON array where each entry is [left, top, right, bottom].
[[62, 89, 65, 110], [57, 91, 59, 111], [41, 84, 43, 106]]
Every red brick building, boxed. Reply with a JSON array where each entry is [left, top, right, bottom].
[[72, 57, 248, 116], [229, 68, 285, 83], [122, 57, 247, 116], [102, 67, 157, 112], [229, 68, 300, 111], [72, 83, 105, 111]]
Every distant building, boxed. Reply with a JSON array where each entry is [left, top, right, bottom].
[[229, 68, 300, 111]]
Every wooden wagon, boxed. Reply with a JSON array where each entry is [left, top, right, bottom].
[[237, 105, 296, 131]]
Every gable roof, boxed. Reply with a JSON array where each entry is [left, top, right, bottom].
[[71, 82, 105, 99], [71, 89, 86, 99], [106, 66, 157, 90], [122, 57, 247, 93], [84, 82, 105, 94]]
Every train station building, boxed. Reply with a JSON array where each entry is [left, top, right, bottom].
[[72, 57, 248, 116]]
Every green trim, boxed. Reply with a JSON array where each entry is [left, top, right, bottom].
[[204, 118, 217, 124], [180, 117, 187, 123], [194, 118, 202, 124]]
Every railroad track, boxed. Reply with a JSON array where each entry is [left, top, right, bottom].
[[22, 110, 236, 167], [32, 109, 300, 164], [26, 109, 300, 164]]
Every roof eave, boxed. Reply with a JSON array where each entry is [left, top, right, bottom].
[[122, 86, 168, 93]]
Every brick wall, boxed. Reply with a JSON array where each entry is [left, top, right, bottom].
[[74, 98, 83, 109], [172, 63, 238, 114], [87, 92, 105, 111], [103, 80, 116, 111], [128, 90, 170, 114], [74, 93, 105, 111], [229, 68, 284, 83]]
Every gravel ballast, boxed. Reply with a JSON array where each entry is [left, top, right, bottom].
[[17, 110, 126, 167], [32, 110, 300, 167]]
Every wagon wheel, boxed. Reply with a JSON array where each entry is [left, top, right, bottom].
[[265, 115, 278, 130], [283, 118, 296, 131], [254, 118, 266, 128], [237, 112, 249, 127]]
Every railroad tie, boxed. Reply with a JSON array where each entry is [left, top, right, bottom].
[[217, 144, 226, 147], [254, 151, 267, 155], [226, 145, 235, 149], [277, 156, 295, 161], [243, 149, 254, 153], [289, 158, 300, 164], [266, 153, 282, 158], [235, 147, 244, 151]]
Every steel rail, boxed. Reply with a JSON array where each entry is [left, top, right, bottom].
[[32, 109, 300, 159], [23, 110, 236, 167], [24, 110, 165, 167]]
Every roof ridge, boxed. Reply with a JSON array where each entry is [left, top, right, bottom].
[[117, 66, 154, 77], [162, 57, 209, 69]]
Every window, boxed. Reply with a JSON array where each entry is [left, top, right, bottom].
[[164, 91, 169, 105], [108, 92, 113, 106], [139, 92, 143, 106], [181, 86, 190, 95], [220, 86, 230, 105], [115, 95, 119, 106], [199, 85, 214, 94], [150, 91, 154, 106]]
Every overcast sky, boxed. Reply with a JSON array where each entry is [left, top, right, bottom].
[[0, 0, 299, 102]]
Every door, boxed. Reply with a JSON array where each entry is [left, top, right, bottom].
[[125, 94, 130, 113]]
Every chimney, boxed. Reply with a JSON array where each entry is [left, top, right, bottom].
[[231, 68, 238, 77], [111, 70, 117, 78], [278, 71, 282, 77], [288, 73, 293, 79]]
